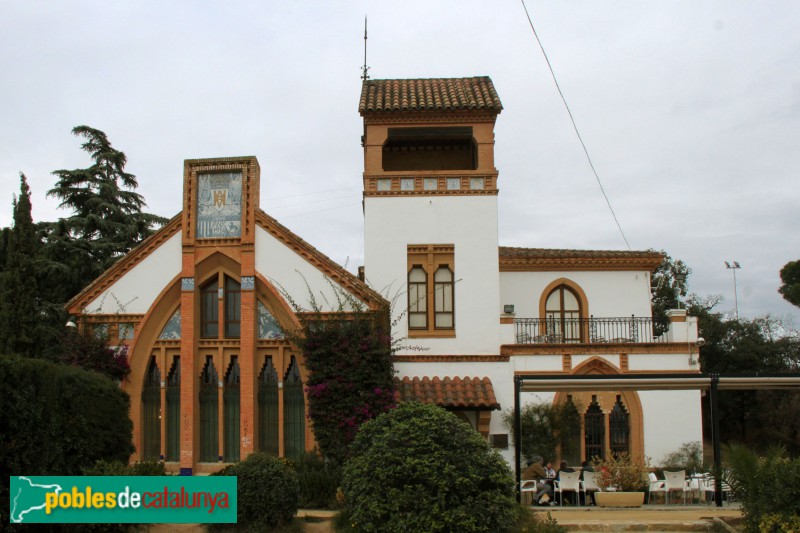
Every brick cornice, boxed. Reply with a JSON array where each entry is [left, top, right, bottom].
[[68, 215, 182, 314], [394, 354, 509, 363]]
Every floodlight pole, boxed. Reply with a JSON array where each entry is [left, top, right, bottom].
[[725, 261, 741, 320]]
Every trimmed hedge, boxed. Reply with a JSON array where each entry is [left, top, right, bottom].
[[0, 355, 134, 528], [342, 402, 517, 533], [215, 452, 299, 529]]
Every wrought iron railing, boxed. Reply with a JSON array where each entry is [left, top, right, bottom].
[[513, 316, 666, 344]]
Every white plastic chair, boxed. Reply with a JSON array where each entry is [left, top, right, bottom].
[[520, 479, 537, 506], [663, 470, 690, 505], [580, 471, 601, 505], [647, 472, 666, 504], [554, 471, 581, 506]]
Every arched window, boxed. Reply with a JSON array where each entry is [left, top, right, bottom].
[[434, 266, 454, 329], [165, 357, 180, 462], [141, 357, 161, 461], [408, 266, 427, 329], [584, 396, 605, 460], [258, 358, 279, 455], [283, 356, 305, 459], [223, 356, 240, 462], [545, 285, 582, 342], [609, 396, 630, 457], [199, 356, 219, 462], [200, 279, 219, 338]]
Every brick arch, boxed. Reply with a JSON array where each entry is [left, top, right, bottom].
[[538, 277, 590, 320], [554, 357, 645, 462]]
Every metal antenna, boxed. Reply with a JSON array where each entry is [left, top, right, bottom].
[[361, 16, 370, 81]]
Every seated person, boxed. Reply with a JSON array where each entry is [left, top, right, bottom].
[[545, 461, 556, 479], [522, 456, 553, 506]]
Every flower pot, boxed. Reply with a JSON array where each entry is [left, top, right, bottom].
[[594, 491, 645, 508]]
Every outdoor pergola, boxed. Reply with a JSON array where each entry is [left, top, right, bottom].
[[513, 372, 800, 507]]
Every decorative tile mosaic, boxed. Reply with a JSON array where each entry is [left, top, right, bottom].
[[424, 178, 437, 190], [196, 172, 242, 239], [181, 278, 195, 291], [118, 322, 134, 340], [257, 301, 284, 339], [241, 276, 255, 290], [159, 308, 181, 340], [446, 177, 461, 190]]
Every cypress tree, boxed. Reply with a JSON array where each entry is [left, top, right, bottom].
[[0, 174, 41, 356]]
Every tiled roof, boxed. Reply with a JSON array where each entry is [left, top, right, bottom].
[[499, 247, 663, 272], [394, 376, 500, 410], [359, 77, 503, 114]]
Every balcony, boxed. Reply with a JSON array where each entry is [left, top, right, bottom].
[[513, 316, 667, 345]]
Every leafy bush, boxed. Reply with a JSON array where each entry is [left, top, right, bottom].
[[592, 452, 649, 491], [503, 398, 583, 465], [342, 402, 516, 533], [660, 441, 705, 473], [84, 459, 167, 476], [513, 506, 567, 533], [287, 451, 341, 509], [216, 452, 299, 529], [0, 355, 133, 529], [725, 444, 800, 532]]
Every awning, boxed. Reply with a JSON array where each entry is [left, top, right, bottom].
[[394, 376, 500, 410]]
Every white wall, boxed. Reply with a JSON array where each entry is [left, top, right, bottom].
[[499, 270, 654, 318], [364, 195, 501, 354], [255, 227, 362, 311], [640, 390, 704, 463], [84, 232, 181, 314]]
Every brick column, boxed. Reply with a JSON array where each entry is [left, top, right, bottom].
[[239, 247, 256, 460], [179, 274, 195, 475]]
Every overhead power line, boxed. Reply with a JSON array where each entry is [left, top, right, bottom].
[[519, 0, 631, 250]]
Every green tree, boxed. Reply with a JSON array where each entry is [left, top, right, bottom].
[[0, 174, 41, 356], [47, 125, 166, 282], [779, 260, 800, 308], [650, 251, 691, 336]]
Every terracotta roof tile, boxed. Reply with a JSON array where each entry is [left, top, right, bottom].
[[359, 77, 503, 114], [394, 376, 500, 410], [498, 246, 663, 272]]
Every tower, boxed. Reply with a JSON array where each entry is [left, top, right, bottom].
[[360, 77, 503, 354]]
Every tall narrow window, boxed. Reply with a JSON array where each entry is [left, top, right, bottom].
[[223, 357, 240, 462], [165, 357, 180, 462], [199, 356, 219, 462], [584, 396, 605, 460], [408, 266, 427, 329], [545, 285, 582, 342], [434, 266, 454, 329], [141, 357, 161, 461], [283, 356, 305, 459], [609, 396, 630, 457], [201, 279, 219, 338], [224, 277, 241, 338], [258, 358, 280, 455]]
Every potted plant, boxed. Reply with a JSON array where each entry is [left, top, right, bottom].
[[592, 452, 649, 507]]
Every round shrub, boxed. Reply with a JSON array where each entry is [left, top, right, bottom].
[[222, 452, 299, 528], [342, 402, 517, 533]]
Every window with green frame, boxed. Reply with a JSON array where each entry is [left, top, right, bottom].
[[141, 357, 161, 461], [199, 356, 219, 462], [258, 358, 279, 455], [165, 357, 180, 462], [283, 356, 305, 459], [223, 356, 240, 462]]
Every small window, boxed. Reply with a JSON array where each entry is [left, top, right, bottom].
[[408, 266, 428, 329], [224, 277, 241, 339], [434, 266, 454, 329]]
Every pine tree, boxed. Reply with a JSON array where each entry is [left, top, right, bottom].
[[0, 174, 41, 356], [47, 125, 166, 278]]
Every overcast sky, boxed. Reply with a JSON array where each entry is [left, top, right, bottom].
[[2, 1, 798, 325]]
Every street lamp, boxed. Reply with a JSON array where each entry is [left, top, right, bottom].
[[724, 261, 741, 320]]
